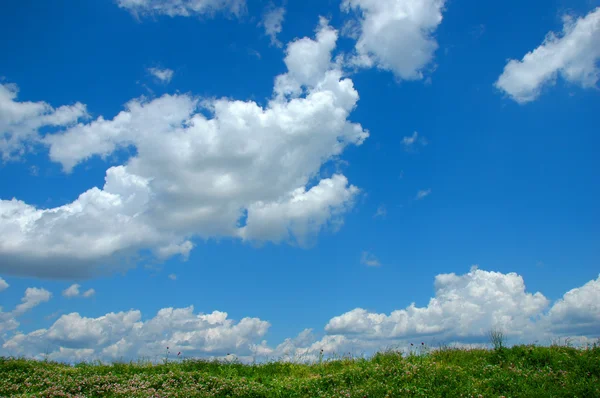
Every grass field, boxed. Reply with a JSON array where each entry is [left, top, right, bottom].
[[1, 344, 598, 397]]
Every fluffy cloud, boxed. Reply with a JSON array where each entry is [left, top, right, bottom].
[[2, 270, 599, 362], [0, 83, 87, 161], [341, 0, 446, 80], [148, 67, 174, 83], [261, 6, 285, 47], [0, 277, 7, 292], [62, 284, 95, 298], [325, 268, 550, 342], [271, 270, 600, 362], [0, 20, 368, 279], [116, 0, 246, 18], [3, 307, 269, 363], [496, 8, 600, 103], [62, 284, 80, 298], [547, 276, 600, 336]]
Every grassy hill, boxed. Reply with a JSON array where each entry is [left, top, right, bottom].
[[1, 344, 598, 397]]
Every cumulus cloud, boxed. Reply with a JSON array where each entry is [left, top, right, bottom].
[[0, 83, 87, 161], [415, 189, 431, 200], [2, 270, 599, 362], [360, 251, 380, 267], [0, 277, 8, 292], [116, 0, 246, 18], [62, 284, 80, 298], [148, 67, 174, 83], [325, 268, 550, 342], [496, 8, 600, 103], [83, 289, 96, 298], [261, 6, 285, 47], [341, 0, 446, 80], [0, 20, 368, 279], [547, 276, 600, 336], [3, 307, 269, 363]]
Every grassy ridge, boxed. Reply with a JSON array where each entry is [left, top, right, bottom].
[[1, 345, 599, 397]]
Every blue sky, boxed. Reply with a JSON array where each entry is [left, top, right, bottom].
[[0, 0, 599, 362]]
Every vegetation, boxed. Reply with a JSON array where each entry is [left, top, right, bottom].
[[1, 343, 599, 397]]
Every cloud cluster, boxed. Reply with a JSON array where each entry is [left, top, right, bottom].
[[62, 284, 96, 299], [0, 20, 368, 279], [341, 0, 446, 80], [0, 83, 87, 161], [496, 7, 600, 103], [5, 269, 597, 363], [116, 0, 246, 18], [4, 307, 269, 363]]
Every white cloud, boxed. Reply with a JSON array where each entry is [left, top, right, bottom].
[[0, 277, 8, 292], [168, 273, 177, 280], [258, 273, 600, 361], [13, 287, 52, 316], [325, 268, 549, 342], [148, 67, 174, 83], [116, 0, 246, 18], [495, 8, 600, 103], [360, 251, 380, 267], [82, 289, 96, 298], [3, 306, 269, 363], [2, 270, 599, 362], [261, 6, 285, 47], [415, 189, 431, 200], [546, 276, 600, 336], [341, 0, 446, 80], [0, 20, 368, 279], [1, 287, 51, 335], [402, 131, 427, 151], [62, 284, 80, 298], [0, 83, 87, 161]]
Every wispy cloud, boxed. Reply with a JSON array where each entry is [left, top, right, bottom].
[[148, 67, 174, 83], [361, 251, 381, 267], [82, 289, 96, 298], [415, 189, 432, 200], [168, 274, 177, 281], [373, 205, 387, 219], [261, 6, 285, 47], [402, 131, 428, 151]]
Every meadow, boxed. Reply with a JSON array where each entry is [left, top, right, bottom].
[[1, 343, 598, 397]]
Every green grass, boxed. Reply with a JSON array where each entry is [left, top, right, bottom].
[[1, 344, 599, 397]]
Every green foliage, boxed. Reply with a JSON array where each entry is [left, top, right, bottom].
[[1, 344, 599, 397]]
